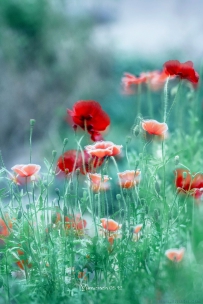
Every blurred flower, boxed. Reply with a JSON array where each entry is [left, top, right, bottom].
[[121, 72, 147, 94], [11, 270, 25, 279], [147, 70, 170, 91], [57, 150, 81, 174], [163, 60, 199, 85], [118, 170, 141, 189], [100, 218, 121, 232], [134, 224, 143, 234], [174, 168, 203, 199], [0, 217, 12, 237], [85, 141, 122, 158], [16, 260, 32, 270], [67, 100, 110, 141], [88, 173, 110, 192], [57, 150, 103, 175], [165, 248, 185, 262], [65, 213, 87, 231], [11, 164, 41, 178], [142, 120, 168, 136]]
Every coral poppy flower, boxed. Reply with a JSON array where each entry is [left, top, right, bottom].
[[165, 248, 185, 262], [88, 173, 110, 192], [16, 260, 32, 270], [65, 214, 87, 230], [67, 100, 110, 135], [11, 164, 41, 178], [118, 170, 141, 189], [147, 70, 171, 91], [142, 120, 168, 136], [163, 60, 199, 85], [134, 224, 143, 234], [0, 218, 11, 237], [85, 141, 122, 158], [100, 218, 121, 232]]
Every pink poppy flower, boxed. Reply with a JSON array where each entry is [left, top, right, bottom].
[[11, 164, 41, 178], [85, 141, 122, 158]]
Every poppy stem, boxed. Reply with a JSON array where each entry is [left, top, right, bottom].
[[166, 80, 182, 122], [29, 119, 35, 163], [163, 76, 170, 122]]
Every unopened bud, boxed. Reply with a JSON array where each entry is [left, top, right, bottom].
[[133, 125, 140, 137], [116, 194, 121, 200], [63, 138, 68, 146], [174, 155, 179, 166], [63, 206, 68, 216], [52, 150, 57, 157], [26, 204, 30, 210], [17, 210, 22, 220], [55, 188, 60, 197], [30, 119, 36, 127], [126, 136, 132, 144]]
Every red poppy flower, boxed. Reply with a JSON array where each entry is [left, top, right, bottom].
[[57, 149, 104, 175], [122, 72, 147, 94], [16, 260, 32, 270], [67, 100, 110, 136], [174, 168, 203, 197], [85, 141, 122, 158], [11, 164, 41, 178], [163, 60, 199, 84], [142, 120, 168, 136], [133, 224, 143, 234], [165, 248, 185, 262]]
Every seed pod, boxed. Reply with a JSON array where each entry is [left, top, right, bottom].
[[55, 188, 60, 197], [63, 138, 68, 146], [174, 155, 179, 166], [52, 150, 57, 157], [30, 119, 36, 127]]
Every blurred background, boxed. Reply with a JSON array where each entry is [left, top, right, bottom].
[[0, 0, 203, 169]]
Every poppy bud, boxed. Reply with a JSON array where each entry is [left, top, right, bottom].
[[174, 155, 179, 166], [133, 125, 140, 137], [0, 276, 3, 288], [116, 194, 121, 201], [55, 188, 60, 197], [63, 206, 68, 216], [26, 204, 30, 210], [17, 210, 22, 220], [52, 150, 57, 157], [126, 136, 132, 144], [30, 119, 36, 127], [63, 138, 68, 146]]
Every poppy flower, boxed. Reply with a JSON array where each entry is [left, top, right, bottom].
[[16, 260, 32, 270], [142, 120, 168, 136], [100, 218, 121, 232], [88, 173, 110, 192], [65, 213, 87, 230], [134, 224, 143, 234], [165, 248, 185, 262], [118, 170, 141, 189], [11, 164, 41, 178], [163, 60, 199, 85], [0, 218, 11, 237], [147, 70, 171, 91], [174, 169, 203, 198], [122, 72, 147, 94], [67, 100, 110, 139], [85, 141, 122, 158], [57, 150, 103, 175]]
